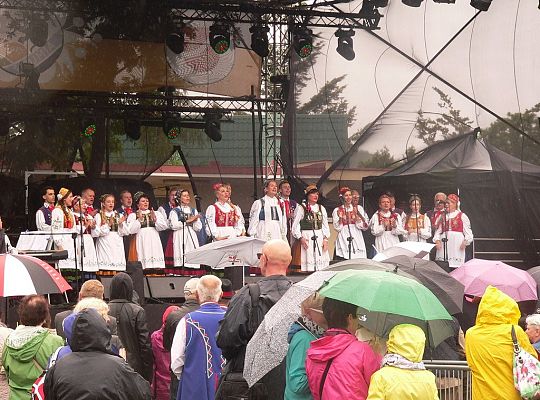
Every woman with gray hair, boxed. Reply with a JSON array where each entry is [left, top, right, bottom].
[[525, 314, 540, 352]]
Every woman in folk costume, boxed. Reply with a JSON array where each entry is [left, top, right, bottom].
[[125, 192, 168, 270], [205, 183, 243, 241], [370, 193, 406, 252], [72, 196, 99, 276], [169, 189, 203, 275], [223, 183, 246, 236], [248, 179, 287, 242], [403, 195, 431, 243], [433, 193, 473, 268], [91, 194, 129, 274], [51, 187, 77, 270], [332, 187, 369, 260], [291, 184, 330, 272]]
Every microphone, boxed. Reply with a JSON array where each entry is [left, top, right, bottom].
[[194, 194, 202, 201]]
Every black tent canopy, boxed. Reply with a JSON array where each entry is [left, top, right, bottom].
[[362, 131, 540, 268]]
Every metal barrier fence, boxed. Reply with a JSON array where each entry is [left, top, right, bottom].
[[423, 360, 472, 400]]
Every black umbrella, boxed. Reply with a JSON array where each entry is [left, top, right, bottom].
[[527, 266, 540, 299], [382, 255, 464, 315]]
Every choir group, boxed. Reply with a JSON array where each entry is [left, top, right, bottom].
[[33, 180, 473, 276]]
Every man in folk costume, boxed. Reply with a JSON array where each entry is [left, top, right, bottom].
[[171, 275, 226, 400], [248, 180, 286, 242], [291, 184, 330, 272], [51, 187, 77, 271], [36, 186, 55, 231], [81, 187, 98, 217], [426, 192, 447, 238], [117, 190, 136, 262], [278, 179, 298, 246], [205, 183, 243, 241], [433, 193, 473, 268], [369, 193, 406, 252], [332, 187, 369, 260]]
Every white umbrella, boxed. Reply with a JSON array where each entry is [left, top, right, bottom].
[[372, 241, 435, 261], [184, 236, 266, 269], [243, 271, 336, 387]]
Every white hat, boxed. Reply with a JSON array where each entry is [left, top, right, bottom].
[[183, 278, 200, 296]]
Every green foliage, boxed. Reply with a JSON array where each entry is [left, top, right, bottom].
[[360, 146, 395, 168], [416, 87, 474, 146]]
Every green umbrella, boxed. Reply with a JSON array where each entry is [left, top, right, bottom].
[[318, 269, 454, 347]]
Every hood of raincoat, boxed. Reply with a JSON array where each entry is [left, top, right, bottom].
[[307, 329, 356, 362], [386, 324, 426, 363], [5, 326, 49, 362], [63, 312, 78, 345], [475, 285, 520, 326], [109, 272, 133, 301], [70, 308, 112, 353]]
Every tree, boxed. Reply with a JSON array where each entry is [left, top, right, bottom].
[[416, 87, 474, 146], [297, 75, 357, 127], [361, 146, 395, 168]]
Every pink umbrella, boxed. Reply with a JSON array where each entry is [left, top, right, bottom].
[[450, 258, 537, 301]]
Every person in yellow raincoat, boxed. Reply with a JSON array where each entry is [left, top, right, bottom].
[[366, 324, 438, 399], [466, 285, 537, 400]]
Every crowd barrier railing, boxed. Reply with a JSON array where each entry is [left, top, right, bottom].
[[423, 360, 472, 400]]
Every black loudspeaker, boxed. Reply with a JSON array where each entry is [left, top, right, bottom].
[[126, 261, 145, 306], [143, 303, 173, 333], [224, 266, 247, 291], [144, 276, 190, 299]]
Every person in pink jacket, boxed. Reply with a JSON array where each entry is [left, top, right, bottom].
[[151, 305, 180, 400], [306, 297, 381, 400]]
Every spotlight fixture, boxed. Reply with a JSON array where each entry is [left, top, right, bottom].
[[28, 15, 48, 47], [433, 0, 455, 3], [250, 25, 270, 58], [163, 117, 181, 140], [402, 0, 424, 7], [209, 23, 231, 54], [81, 119, 96, 138], [470, 0, 491, 11], [166, 32, 185, 54], [371, 0, 389, 7], [0, 118, 10, 137], [293, 27, 313, 59], [204, 114, 222, 142], [124, 119, 141, 140], [335, 29, 355, 61]]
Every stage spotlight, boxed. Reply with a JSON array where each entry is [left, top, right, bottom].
[[293, 27, 313, 59], [124, 119, 141, 140], [250, 25, 270, 58], [433, 0, 455, 3], [166, 32, 185, 54], [163, 118, 181, 140], [371, 0, 389, 7], [0, 118, 10, 137], [470, 0, 491, 11], [204, 114, 222, 142], [81, 119, 96, 138], [402, 0, 424, 6], [209, 23, 231, 54], [335, 29, 355, 61], [28, 15, 48, 47]]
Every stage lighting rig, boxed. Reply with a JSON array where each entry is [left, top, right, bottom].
[[209, 23, 231, 54], [402, 0, 424, 7], [28, 15, 48, 47], [250, 24, 270, 58], [335, 29, 355, 61], [204, 113, 222, 142], [293, 27, 313, 59], [433, 0, 456, 3], [470, 0, 492, 11], [124, 119, 141, 140], [166, 32, 185, 54]]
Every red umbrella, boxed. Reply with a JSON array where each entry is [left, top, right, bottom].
[[0, 254, 71, 297]]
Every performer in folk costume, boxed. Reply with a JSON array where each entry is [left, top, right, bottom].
[[433, 193, 473, 268], [291, 184, 330, 272], [169, 189, 203, 275], [205, 183, 243, 241], [426, 192, 447, 238], [81, 187, 98, 217], [223, 183, 246, 236], [36, 186, 55, 231], [72, 196, 99, 274], [278, 179, 298, 245], [157, 188, 177, 258], [117, 190, 136, 261], [125, 192, 168, 270], [248, 180, 287, 242], [332, 187, 370, 260], [370, 193, 406, 252], [403, 195, 431, 243], [51, 187, 77, 270], [92, 194, 129, 274]]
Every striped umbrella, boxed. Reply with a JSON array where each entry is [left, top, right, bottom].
[[0, 254, 71, 297]]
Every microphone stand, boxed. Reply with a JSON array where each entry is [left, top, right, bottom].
[[78, 199, 85, 278], [415, 210, 420, 242], [442, 210, 449, 262], [341, 196, 354, 260]]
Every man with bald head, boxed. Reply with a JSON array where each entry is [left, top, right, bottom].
[[216, 239, 292, 400]]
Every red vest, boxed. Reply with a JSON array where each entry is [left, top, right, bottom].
[[378, 211, 398, 232], [213, 204, 238, 227], [439, 212, 464, 233]]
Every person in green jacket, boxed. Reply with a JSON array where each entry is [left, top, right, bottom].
[[2, 295, 63, 400], [285, 294, 327, 400]]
